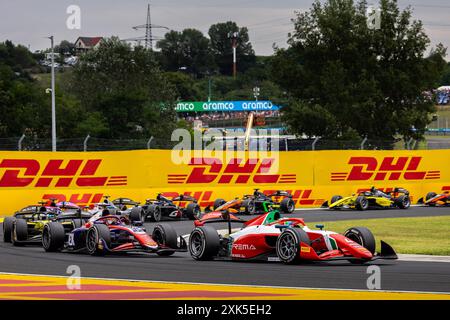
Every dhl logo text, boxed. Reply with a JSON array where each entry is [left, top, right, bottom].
[[0, 159, 127, 188], [331, 157, 440, 182], [168, 158, 296, 185]]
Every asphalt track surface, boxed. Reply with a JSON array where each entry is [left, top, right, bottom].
[[0, 206, 449, 294]]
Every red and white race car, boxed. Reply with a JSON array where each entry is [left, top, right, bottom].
[[189, 203, 397, 264]]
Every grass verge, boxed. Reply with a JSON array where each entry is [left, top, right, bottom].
[[310, 215, 450, 255]]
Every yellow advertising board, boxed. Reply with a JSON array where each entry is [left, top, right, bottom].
[[0, 149, 449, 215]]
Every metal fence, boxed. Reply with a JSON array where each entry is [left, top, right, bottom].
[[2, 135, 449, 151]]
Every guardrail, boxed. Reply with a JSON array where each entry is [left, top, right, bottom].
[[1, 135, 449, 151]]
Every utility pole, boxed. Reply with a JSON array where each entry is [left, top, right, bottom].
[[49, 35, 56, 151], [127, 3, 168, 50], [228, 32, 239, 78], [146, 4, 152, 49]]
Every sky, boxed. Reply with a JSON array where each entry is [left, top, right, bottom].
[[0, 0, 449, 57]]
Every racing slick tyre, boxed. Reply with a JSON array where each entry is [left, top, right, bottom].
[[213, 198, 226, 210], [189, 226, 220, 260], [276, 228, 311, 264], [242, 199, 256, 215], [150, 206, 162, 222], [344, 227, 376, 255], [426, 192, 437, 201], [280, 198, 295, 214], [2, 217, 15, 243], [42, 222, 65, 252], [12, 219, 28, 246], [185, 203, 202, 220], [129, 207, 144, 223], [86, 224, 111, 256], [395, 195, 411, 209], [153, 224, 177, 256], [355, 196, 369, 211]]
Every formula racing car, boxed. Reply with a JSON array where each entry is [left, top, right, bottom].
[[325, 187, 411, 211], [3, 200, 91, 246], [141, 193, 201, 221], [42, 209, 187, 256], [420, 191, 450, 206], [212, 189, 295, 215], [188, 205, 397, 264]]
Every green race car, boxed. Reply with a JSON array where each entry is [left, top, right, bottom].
[[325, 187, 411, 211]]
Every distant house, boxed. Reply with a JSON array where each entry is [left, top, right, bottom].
[[74, 37, 103, 54]]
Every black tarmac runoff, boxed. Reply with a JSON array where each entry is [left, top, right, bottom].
[[1, 206, 449, 294]]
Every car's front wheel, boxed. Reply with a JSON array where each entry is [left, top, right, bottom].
[[395, 195, 411, 209], [86, 224, 111, 256], [189, 226, 220, 260], [151, 206, 162, 222], [343, 227, 376, 254], [355, 196, 369, 211], [242, 199, 256, 215], [276, 228, 311, 264], [280, 198, 295, 214]]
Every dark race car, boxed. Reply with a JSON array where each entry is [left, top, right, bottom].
[[189, 206, 397, 264], [141, 193, 201, 222], [85, 196, 143, 221], [212, 189, 295, 215], [3, 200, 91, 246], [42, 210, 187, 256]]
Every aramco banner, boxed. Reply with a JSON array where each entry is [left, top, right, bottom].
[[175, 101, 280, 112], [0, 149, 449, 215]]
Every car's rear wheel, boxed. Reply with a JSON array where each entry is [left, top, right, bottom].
[[86, 224, 111, 256], [213, 198, 226, 210], [185, 203, 201, 220], [189, 226, 220, 260], [242, 199, 256, 215], [12, 219, 28, 246], [42, 222, 65, 252], [2, 217, 15, 243], [276, 228, 311, 264], [355, 196, 369, 211], [344, 227, 376, 255], [395, 195, 411, 209], [153, 224, 177, 256], [280, 198, 295, 214]]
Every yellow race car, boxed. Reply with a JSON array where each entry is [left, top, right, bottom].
[[325, 187, 411, 211]]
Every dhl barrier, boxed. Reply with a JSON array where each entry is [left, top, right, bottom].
[[0, 149, 449, 216]]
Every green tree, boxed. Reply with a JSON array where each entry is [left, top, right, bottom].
[[208, 21, 256, 76], [70, 37, 178, 139], [55, 40, 76, 56], [157, 29, 215, 76], [272, 0, 446, 145]]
